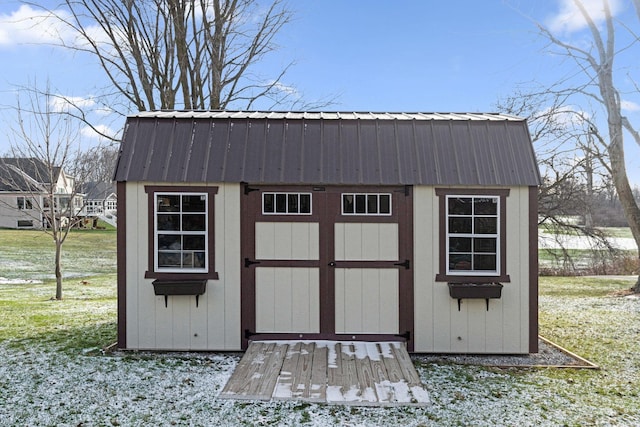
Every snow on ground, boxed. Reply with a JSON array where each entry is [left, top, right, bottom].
[[0, 277, 43, 285], [539, 233, 637, 250], [0, 336, 638, 426]]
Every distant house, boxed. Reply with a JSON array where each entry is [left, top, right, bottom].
[[114, 111, 541, 354], [80, 182, 117, 227], [0, 157, 82, 229]]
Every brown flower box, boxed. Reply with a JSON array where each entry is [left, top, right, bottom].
[[152, 279, 207, 307], [448, 282, 503, 311]]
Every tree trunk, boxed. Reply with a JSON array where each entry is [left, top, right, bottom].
[[608, 126, 640, 293], [55, 238, 63, 300]]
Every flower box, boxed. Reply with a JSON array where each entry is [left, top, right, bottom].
[[447, 282, 503, 311], [152, 279, 207, 307]]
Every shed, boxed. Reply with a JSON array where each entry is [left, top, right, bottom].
[[114, 111, 541, 353]]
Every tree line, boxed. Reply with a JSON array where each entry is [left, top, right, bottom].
[[4, 0, 640, 296]]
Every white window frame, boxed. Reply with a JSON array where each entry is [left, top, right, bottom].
[[105, 199, 117, 211], [154, 192, 208, 273], [17, 219, 34, 228], [341, 193, 392, 216], [262, 192, 312, 215], [445, 195, 500, 276], [17, 196, 33, 210]]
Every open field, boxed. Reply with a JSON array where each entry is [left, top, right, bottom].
[[538, 226, 639, 274], [0, 229, 639, 426]]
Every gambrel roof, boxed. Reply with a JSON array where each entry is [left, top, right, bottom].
[[114, 111, 541, 186], [0, 158, 59, 192]]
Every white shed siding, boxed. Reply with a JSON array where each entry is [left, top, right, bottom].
[[334, 223, 399, 261], [413, 186, 531, 354], [253, 221, 320, 333], [413, 186, 437, 352], [124, 182, 241, 351], [335, 268, 399, 334], [255, 267, 320, 333], [255, 222, 319, 260], [122, 182, 532, 353]]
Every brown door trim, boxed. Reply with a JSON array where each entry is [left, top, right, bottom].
[[240, 185, 414, 350]]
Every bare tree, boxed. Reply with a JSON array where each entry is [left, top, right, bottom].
[[33, 0, 297, 112], [498, 91, 618, 274], [525, 0, 640, 291], [0, 85, 89, 300], [72, 146, 119, 184]]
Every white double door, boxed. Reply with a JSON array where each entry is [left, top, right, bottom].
[[241, 186, 412, 343]]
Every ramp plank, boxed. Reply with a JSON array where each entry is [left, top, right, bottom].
[[220, 342, 286, 400], [273, 342, 301, 400], [295, 342, 315, 399], [220, 340, 429, 406], [219, 341, 264, 397], [307, 344, 327, 402]]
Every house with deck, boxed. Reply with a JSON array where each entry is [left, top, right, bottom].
[[0, 157, 81, 229], [80, 182, 118, 227], [114, 111, 541, 354]]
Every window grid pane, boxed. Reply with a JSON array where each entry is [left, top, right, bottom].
[[155, 193, 208, 272], [447, 196, 499, 274], [341, 193, 392, 216], [262, 192, 312, 215]]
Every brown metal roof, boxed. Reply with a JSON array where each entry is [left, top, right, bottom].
[[114, 111, 541, 186]]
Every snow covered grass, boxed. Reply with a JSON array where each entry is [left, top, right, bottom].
[[0, 230, 639, 425], [538, 226, 639, 274], [0, 229, 116, 281]]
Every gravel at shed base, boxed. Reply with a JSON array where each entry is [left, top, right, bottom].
[[412, 337, 596, 368]]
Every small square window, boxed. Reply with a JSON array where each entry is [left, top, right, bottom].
[[342, 193, 392, 216], [17, 197, 33, 210], [262, 192, 312, 215]]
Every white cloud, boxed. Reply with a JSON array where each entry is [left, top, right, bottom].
[[621, 100, 640, 112], [537, 105, 589, 128], [81, 124, 118, 141], [94, 107, 115, 116], [0, 4, 106, 49], [0, 5, 69, 46], [50, 95, 96, 113], [271, 81, 299, 97], [546, 0, 624, 35]]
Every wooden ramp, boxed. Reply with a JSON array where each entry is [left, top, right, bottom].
[[219, 341, 429, 406]]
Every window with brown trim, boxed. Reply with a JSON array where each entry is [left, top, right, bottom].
[[435, 188, 510, 283], [155, 193, 208, 272], [144, 186, 219, 280], [447, 195, 499, 274]]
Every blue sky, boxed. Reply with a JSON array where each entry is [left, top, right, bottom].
[[281, 1, 548, 111], [1, 0, 640, 183]]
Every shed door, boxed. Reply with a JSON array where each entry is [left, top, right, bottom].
[[241, 185, 413, 349]]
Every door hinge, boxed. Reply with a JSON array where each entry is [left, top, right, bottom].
[[395, 331, 411, 341], [394, 259, 410, 269], [244, 258, 261, 268], [243, 183, 260, 195]]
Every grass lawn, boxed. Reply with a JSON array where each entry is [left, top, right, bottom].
[[0, 229, 639, 426]]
